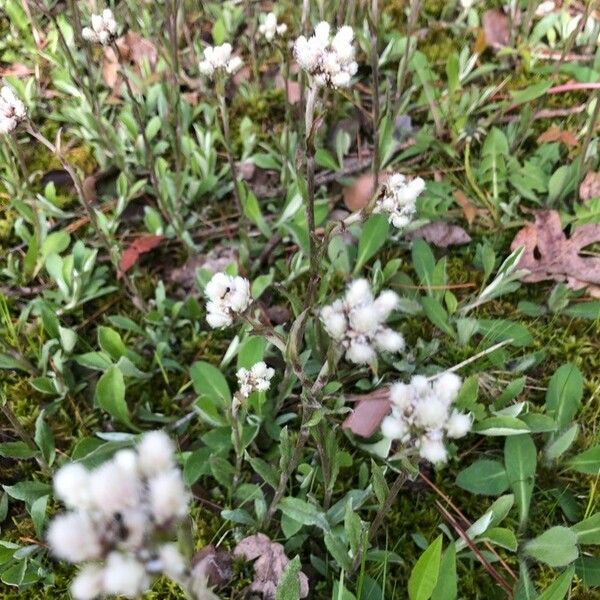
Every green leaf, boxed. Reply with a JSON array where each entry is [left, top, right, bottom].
[[568, 445, 600, 474], [275, 555, 302, 600], [474, 416, 529, 436], [190, 361, 231, 405], [95, 366, 136, 429], [98, 326, 128, 361], [408, 535, 443, 600], [354, 214, 389, 274], [545, 363, 583, 428], [278, 497, 330, 532], [523, 527, 579, 567], [421, 297, 455, 337], [411, 238, 436, 291], [571, 512, 600, 545], [545, 424, 579, 461], [574, 555, 600, 587], [536, 567, 574, 600], [510, 81, 552, 104], [0, 441, 37, 459], [504, 434, 536, 528], [237, 336, 266, 370], [456, 459, 509, 495], [431, 544, 456, 600], [324, 532, 352, 570], [371, 460, 389, 506]]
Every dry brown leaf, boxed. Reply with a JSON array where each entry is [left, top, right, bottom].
[[191, 545, 232, 587], [102, 32, 158, 94], [275, 75, 301, 104], [234, 534, 309, 599], [407, 221, 472, 248], [169, 247, 238, 290], [579, 170, 600, 202], [453, 190, 478, 225], [510, 210, 600, 293], [342, 172, 391, 212], [0, 63, 33, 78], [537, 125, 579, 148], [343, 388, 391, 438], [482, 9, 510, 48], [118, 234, 164, 278]]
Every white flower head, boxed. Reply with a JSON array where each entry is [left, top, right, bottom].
[[321, 279, 404, 364], [47, 430, 192, 598], [82, 8, 117, 45], [205, 272, 251, 328], [237, 361, 275, 398], [374, 173, 425, 229], [259, 12, 288, 42], [199, 43, 243, 78], [381, 374, 471, 465], [0, 85, 26, 134], [294, 22, 358, 88]]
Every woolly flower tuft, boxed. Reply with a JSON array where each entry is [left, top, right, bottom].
[[82, 9, 117, 45], [198, 43, 243, 78], [205, 272, 251, 328], [259, 12, 288, 42], [0, 85, 26, 135], [321, 279, 404, 364], [374, 173, 425, 229], [237, 361, 275, 399], [294, 22, 358, 88], [47, 430, 190, 600], [381, 373, 471, 465]]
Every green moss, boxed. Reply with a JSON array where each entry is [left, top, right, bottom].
[[420, 27, 457, 66]]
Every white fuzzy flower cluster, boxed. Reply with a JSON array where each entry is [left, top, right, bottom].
[[381, 373, 472, 464], [0, 85, 26, 135], [320, 279, 404, 364], [198, 43, 243, 78], [47, 431, 190, 600], [237, 361, 275, 398], [205, 272, 251, 328], [82, 9, 117, 45], [259, 13, 287, 42], [374, 173, 425, 229], [294, 22, 358, 88]]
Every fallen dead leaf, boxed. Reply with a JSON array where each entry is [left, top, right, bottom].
[[510, 210, 600, 294], [275, 75, 301, 104], [102, 32, 158, 94], [453, 190, 478, 225], [482, 9, 510, 48], [343, 389, 391, 438], [407, 221, 472, 248], [234, 533, 309, 599], [580, 170, 600, 202], [0, 63, 33, 78], [191, 545, 232, 587], [119, 234, 164, 278], [537, 125, 579, 148], [343, 172, 391, 212], [169, 247, 238, 290]]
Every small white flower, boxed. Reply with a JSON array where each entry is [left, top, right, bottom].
[[294, 22, 358, 88], [82, 8, 117, 45], [89, 461, 140, 516], [137, 430, 175, 477], [0, 85, 26, 134], [47, 512, 102, 563], [205, 272, 251, 328], [321, 279, 404, 364], [148, 469, 189, 525], [258, 12, 287, 42], [381, 374, 470, 465], [103, 552, 149, 598], [53, 463, 92, 510], [71, 564, 104, 600], [535, 1, 556, 17], [237, 361, 275, 398], [374, 173, 425, 230], [199, 43, 243, 79]]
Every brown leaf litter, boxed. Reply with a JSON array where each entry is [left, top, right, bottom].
[[510, 210, 600, 297], [343, 388, 391, 438], [580, 170, 600, 202], [234, 533, 309, 599], [407, 221, 472, 248]]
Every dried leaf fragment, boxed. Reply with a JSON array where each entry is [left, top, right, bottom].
[[580, 171, 600, 202], [482, 9, 510, 48], [407, 221, 472, 248], [234, 533, 309, 599], [119, 234, 164, 278], [510, 210, 600, 294], [537, 125, 579, 148]]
